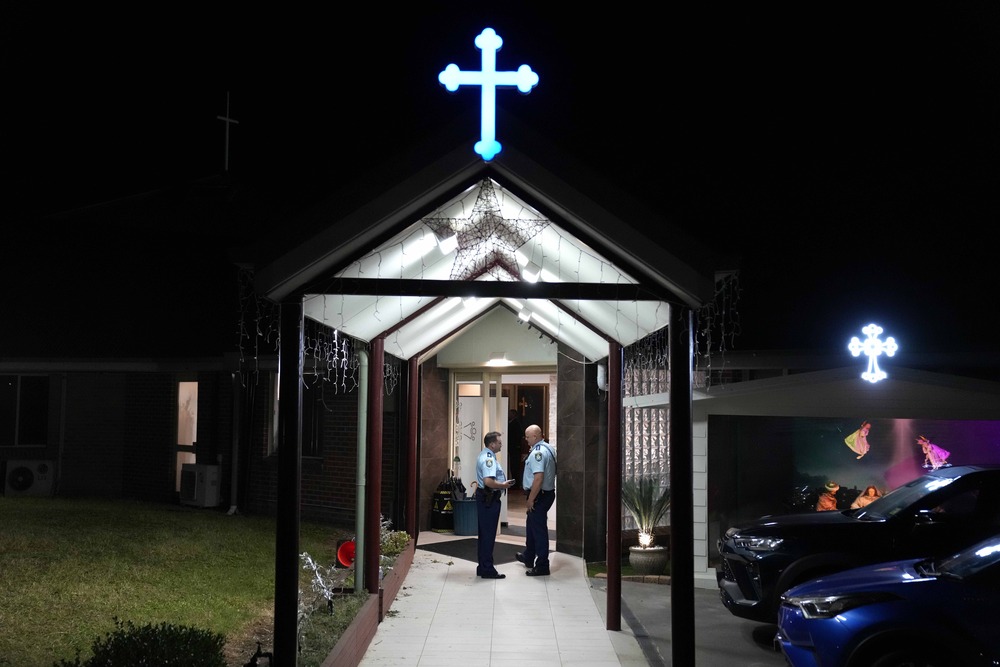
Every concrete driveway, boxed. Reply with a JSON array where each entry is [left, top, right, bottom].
[[590, 578, 788, 666]]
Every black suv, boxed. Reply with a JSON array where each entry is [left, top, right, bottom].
[[716, 464, 1000, 623]]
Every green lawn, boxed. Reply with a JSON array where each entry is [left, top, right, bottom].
[[0, 497, 359, 667], [586, 554, 671, 578]]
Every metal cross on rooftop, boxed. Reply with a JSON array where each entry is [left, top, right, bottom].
[[848, 323, 898, 383], [216, 91, 239, 172], [438, 27, 539, 161]]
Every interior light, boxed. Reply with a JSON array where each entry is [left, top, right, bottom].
[[462, 296, 477, 308], [522, 261, 541, 283], [519, 309, 533, 323], [486, 352, 513, 367]]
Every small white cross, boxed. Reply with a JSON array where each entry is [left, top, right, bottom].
[[848, 323, 898, 383], [438, 28, 539, 161], [216, 91, 239, 172]]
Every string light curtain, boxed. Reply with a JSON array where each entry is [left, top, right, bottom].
[[237, 267, 399, 395]]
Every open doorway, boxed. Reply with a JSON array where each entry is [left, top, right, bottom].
[[450, 371, 557, 539], [501, 381, 547, 491], [502, 374, 556, 539]]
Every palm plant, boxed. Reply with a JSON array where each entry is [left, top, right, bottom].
[[621, 477, 671, 548]]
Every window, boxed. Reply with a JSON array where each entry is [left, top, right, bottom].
[[175, 381, 198, 491], [0, 375, 50, 447], [177, 382, 198, 446]]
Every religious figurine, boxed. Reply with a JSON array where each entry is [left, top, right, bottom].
[[917, 435, 951, 470], [850, 485, 883, 509], [844, 421, 872, 459]]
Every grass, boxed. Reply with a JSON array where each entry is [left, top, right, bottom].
[[586, 558, 671, 578], [587, 561, 638, 578], [0, 496, 361, 667]]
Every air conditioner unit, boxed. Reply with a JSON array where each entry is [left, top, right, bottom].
[[5, 460, 55, 497], [179, 463, 220, 508]]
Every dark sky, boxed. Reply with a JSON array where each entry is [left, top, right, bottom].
[[4, 5, 1000, 356]]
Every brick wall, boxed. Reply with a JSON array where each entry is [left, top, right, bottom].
[[242, 363, 405, 530]]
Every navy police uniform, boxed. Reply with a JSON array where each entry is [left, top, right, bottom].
[[475, 448, 508, 578], [520, 440, 556, 573]]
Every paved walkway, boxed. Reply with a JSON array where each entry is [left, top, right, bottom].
[[359, 531, 648, 666]]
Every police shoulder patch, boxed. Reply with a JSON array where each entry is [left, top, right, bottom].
[[486, 459, 494, 468], [534, 452, 543, 461]]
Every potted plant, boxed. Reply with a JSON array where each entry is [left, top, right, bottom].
[[621, 477, 671, 576]]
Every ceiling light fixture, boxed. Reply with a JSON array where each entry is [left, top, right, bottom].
[[486, 352, 513, 367], [435, 229, 459, 254], [519, 309, 533, 323], [521, 261, 541, 283]]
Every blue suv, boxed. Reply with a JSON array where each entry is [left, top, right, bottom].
[[776, 530, 1000, 666]]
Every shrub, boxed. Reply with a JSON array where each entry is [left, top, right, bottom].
[[54, 617, 225, 667], [380, 516, 410, 557], [621, 477, 671, 548]]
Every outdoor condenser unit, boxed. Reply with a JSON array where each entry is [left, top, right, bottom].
[[179, 463, 220, 508], [4, 460, 55, 497]]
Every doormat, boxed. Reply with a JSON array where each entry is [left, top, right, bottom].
[[417, 538, 523, 565]]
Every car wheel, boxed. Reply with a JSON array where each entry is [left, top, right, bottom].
[[869, 648, 946, 667]]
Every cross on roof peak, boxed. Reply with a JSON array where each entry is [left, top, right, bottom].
[[438, 28, 539, 161]]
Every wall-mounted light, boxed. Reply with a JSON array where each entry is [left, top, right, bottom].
[[486, 352, 513, 367], [521, 261, 541, 283]]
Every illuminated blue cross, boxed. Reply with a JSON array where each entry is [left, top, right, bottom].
[[438, 28, 539, 161], [848, 323, 898, 383]]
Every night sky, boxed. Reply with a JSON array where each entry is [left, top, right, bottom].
[[5, 6, 1000, 357]]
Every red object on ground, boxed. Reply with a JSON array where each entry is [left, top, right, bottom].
[[337, 540, 356, 567]]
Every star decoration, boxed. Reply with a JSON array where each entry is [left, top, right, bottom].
[[424, 179, 549, 281]]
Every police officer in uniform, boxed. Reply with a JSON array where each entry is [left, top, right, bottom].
[[517, 424, 557, 576], [475, 431, 515, 579]]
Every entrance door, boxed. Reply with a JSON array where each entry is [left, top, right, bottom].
[[454, 376, 509, 523]]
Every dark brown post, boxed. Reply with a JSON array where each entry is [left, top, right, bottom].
[[406, 356, 419, 539], [606, 340, 623, 630], [669, 306, 695, 666], [273, 299, 303, 665]]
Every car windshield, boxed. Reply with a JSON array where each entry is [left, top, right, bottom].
[[852, 473, 958, 520], [936, 534, 1000, 579]]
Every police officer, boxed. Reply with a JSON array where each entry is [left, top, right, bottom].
[[475, 431, 515, 579], [517, 424, 556, 576]]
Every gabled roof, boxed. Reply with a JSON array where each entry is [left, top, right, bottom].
[[255, 114, 724, 363]]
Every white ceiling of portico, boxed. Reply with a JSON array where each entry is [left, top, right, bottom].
[[302, 178, 672, 363]]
